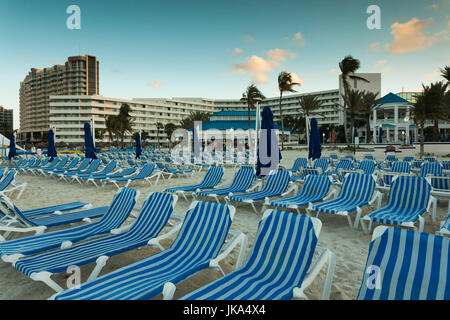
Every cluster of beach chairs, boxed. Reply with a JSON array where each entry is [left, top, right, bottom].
[[0, 151, 448, 300]]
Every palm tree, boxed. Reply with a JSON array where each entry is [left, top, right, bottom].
[[116, 104, 134, 149], [429, 81, 448, 141], [278, 72, 300, 150], [342, 89, 365, 144], [164, 123, 177, 148], [156, 122, 164, 150], [240, 84, 266, 134], [297, 95, 323, 146], [180, 111, 211, 129], [441, 65, 450, 83], [105, 115, 120, 147], [339, 56, 370, 146], [412, 83, 448, 158], [359, 91, 381, 143]]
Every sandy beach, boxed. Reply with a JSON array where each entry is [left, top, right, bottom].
[[0, 145, 449, 300]]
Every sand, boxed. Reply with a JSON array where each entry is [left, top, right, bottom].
[[0, 144, 448, 300]]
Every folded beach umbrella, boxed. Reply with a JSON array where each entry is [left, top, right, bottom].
[[256, 106, 281, 177], [378, 127, 383, 144], [192, 124, 201, 163], [7, 133, 16, 160], [47, 129, 57, 161], [135, 133, 142, 159], [84, 123, 97, 160], [308, 118, 321, 161]]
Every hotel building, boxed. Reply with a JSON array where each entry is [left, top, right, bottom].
[[19, 55, 99, 142], [0, 106, 13, 131]]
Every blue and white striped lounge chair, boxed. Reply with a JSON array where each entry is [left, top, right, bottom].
[[266, 175, 333, 214], [0, 187, 139, 261], [8, 158, 27, 170], [419, 162, 443, 178], [424, 157, 436, 163], [439, 213, 450, 236], [20, 158, 49, 173], [359, 176, 432, 233], [39, 157, 79, 175], [71, 161, 117, 184], [307, 173, 380, 229], [427, 174, 450, 224], [357, 226, 450, 300], [34, 158, 68, 175], [51, 158, 91, 176], [287, 158, 308, 173], [377, 161, 411, 192], [180, 210, 336, 300], [312, 158, 329, 172], [355, 160, 376, 175], [364, 155, 375, 161], [165, 166, 224, 202], [56, 160, 101, 182], [103, 163, 159, 189], [412, 159, 425, 170], [84, 168, 138, 188], [50, 201, 247, 300], [403, 156, 414, 162], [155, 162, 192, 180], [291, 167, 320, 183], [26, 158, 58, 174], [325, 159, 353, 177], [195, 166, 257, 204], [442, 160, 450, 173], [0, 170, 27, 199], [0, 196, 108, 240], [225, 170, 294, 214], [12, 192, 178, 293]]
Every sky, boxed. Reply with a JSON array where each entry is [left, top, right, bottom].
[[0, 0, 449, 129]]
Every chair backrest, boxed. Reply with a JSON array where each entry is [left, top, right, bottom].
[[364, 155, 375, 161], [442, 161, 450, 170], [228, 166, 255, 190], [301, 175, 331, 199], [424, 157, 436, 163], [339, 173, 375, 203], [97, 161, 117, 175], [262, 170, 290, 194], [199, 166, 224, 187], [391, 161, 411, 174], [290, 158, 308, 172], [134, 163, 155, 179], [336, 159, 353, 171], [357, 227, 450, 300], [386, 155, 397, 162], [412, 159, 424, 169], [64, 157, 80, 170], [168, 201, 233, 263], [387, 176, 430, 212], [127, 192, 174, 238], [95, 187, 138, 229], [85, 160, 101, 173], [0, 170, 16, 191], [53, 157, 69, 170], [75, 158, 92, 171], [358, 160, 376, 175], [419, 162, 442, 178], [301, 168, 320, 179], [313, 158, 329, 171], [403, 156, 414, 162], [0, 195, 36, 226], [429, 174, 450, 191], [44, 157, 60, 169]]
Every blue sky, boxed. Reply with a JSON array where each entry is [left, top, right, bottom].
[[0, 0, 449, 129]]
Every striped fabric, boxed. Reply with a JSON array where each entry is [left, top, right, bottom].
[[53, 201, 233, 300], [430, 174, 450, 191], [52, 158, 90, 175], [108, 163, 155, 182], [312, 173, 375, 214], [181, 211, 317, 300], [291, 168, 321, 182], [196, 166, 255, 197], [60, 160, 101, 177], [23, 158, 48, 171], [14, 192, 174, 277], [441, 215, 450, 233], [99, 168, 137, 181], [44, 157, 79, 173], [367, 176, 431, 226], [46, 157, 68, 171], [13, 202, 90, 218], [357, 227, 450, 300], [424, 157, 436, 163], [165, 166, 223, 193], [269, 175, 331, 209], [403, 156, 414, 162], [382, 161, 411, 186], [326, 160, 353, 176], [442, 161, 450, 171], [357, 160, 376, 175], [419, 162, 443, 178], [78, 161, 117, 179], [386, 155, 398, 163], [288, 158, 308, 173], [0, 170, 16, 192], [228, 170, 290, 202], [313, 158, 329, 172], [0, 188, 137, 257], [157, 163, 192, 175], [412, 159, 424, 169], [30, 158, 59, 171], [364, 155, 375, 161]]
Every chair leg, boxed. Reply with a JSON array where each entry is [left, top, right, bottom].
[[87, 256, 109, 282]]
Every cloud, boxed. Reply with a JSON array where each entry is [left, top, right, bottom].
[[147, 80, 163, 89], [287, 72, 304, 85], [241, 34, 256, 43], [374, 60, 388, 67], [368, 42, 382, 52], [233, 48, 244, 55], [385, 18, 435, 54], [330, 68, 339, 74], [426, 0, 449, 9], [373, 60, 393, 73], [230, 49, 296, 84], [424, 70, 441, 81], [292, 32, 306, 46]]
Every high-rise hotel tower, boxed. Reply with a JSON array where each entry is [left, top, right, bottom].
[[19, 55, 99, 142]]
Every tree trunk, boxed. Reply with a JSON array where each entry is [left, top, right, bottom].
[[279, 92, 284, 150], [420, 121, 425, 159], [366, 114, 371, 143], [350, 116, 355, 147], [247, 102, 252, 152]]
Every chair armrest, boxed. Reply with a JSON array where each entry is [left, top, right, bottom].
[[369, 191, 382, 209], [209, 229, 248, 273], [280, 182, 298, 197], [214, 179, 229, 189], [110, 223, 133, 235], [147, 221, 182, 251], [247, 181, 262, 192]]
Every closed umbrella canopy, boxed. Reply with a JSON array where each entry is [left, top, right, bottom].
[[256, 106, 281, 177], [47, 129, 57, 161], [192, 125, 201, 163], [135, 133, 142, 159], [308, 118, 321, 161], [378, 127, 383, 144], [8, 133, 16, 160], [84, 123, 97, 160]]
